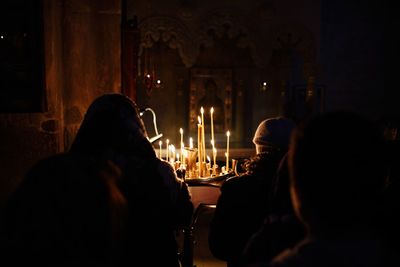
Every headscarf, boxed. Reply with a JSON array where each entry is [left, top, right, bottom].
[[70, 93, 156, 169]]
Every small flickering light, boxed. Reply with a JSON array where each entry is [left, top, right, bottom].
[[261, 81, 268, 91], [0, 35, 4, 39], [156, 79, 161, 84]]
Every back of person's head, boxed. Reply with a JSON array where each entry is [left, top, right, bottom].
[[253, 117, 295, 154], [70, 93, 155, 166], [289, 111, 386, 234]]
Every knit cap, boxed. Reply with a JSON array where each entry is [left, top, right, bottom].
[[253, 117, 295, 153]]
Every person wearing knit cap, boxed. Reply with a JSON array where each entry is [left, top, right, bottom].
[[209, 117, 295, 267], [253, 117, 296, 154]]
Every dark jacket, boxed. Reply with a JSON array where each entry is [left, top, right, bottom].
[[69, 94, 193, 267], [241, 155, 304, 266], [265, 237, 386, 267], [208, 152, 284, 267]]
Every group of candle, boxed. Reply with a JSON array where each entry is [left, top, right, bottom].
[[157, 106, 231, 178]]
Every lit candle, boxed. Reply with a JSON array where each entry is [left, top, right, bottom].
[[210, 107, 214, 146], [225, 152, 229, 172], [181, 142, 184, 163], [176, 153, 180, 162], [207, 155, 211, 164], [159, 140, 162, 159], [213, 147, 217, 168], [166, 139, 170, 161], [201, 107, 206, 162], [197, 116, 202, 170], [171, 145, 176, 163], [226, 131, 230, 171], [189, 137, 193, 149], [179, 128, 183, 148], [183, 149, 188, 166], [211, 140, 216, 166], [180, 128, 184, 163]]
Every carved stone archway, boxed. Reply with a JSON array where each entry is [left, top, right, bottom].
[[138, 16, 199, 67]]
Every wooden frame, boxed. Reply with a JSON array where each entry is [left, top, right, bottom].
[[189, 68, 232, 139]]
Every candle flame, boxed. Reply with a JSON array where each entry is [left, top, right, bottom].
[[176, 153, 179, 160], [180, 128, 183, 134], [207, 156, 211, 163], [159, 141, 162, 146], [198, 116, 201, 124], [200, 107, 204, 114], [210, 107, 214, 113], [227, 131, 230, 137], [166, 139, 169, 144], [189, 137, 193, 149]]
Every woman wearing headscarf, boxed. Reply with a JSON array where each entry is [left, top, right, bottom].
[[70, 93, 193, 267]]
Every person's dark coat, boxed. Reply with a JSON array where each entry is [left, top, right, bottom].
[[69, 94, 193, 267], [209, 152, 284, 267]]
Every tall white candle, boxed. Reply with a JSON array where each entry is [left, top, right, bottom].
[[197, 116, 202, 171], [200, 107, 206, 162], [171, 145, 175, 163], [166, 139, 170, 161], [159, 140, 162, 159], [213, 147, 217, 167], [211, 140, 216, 166], [180, 128, 184, 163], [226, 131, 230, 171], [189, 137, 193, 149], [210, 107, 214, 146], [225, 152, 229, 172]]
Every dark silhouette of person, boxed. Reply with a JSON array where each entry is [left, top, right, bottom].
[[198, 78, 225, 132], [240, 153, 305, 266], [208, 117, 295, 267], [264, 111, 387, 267], [1, 153, 127, 267], [69, 93, 193, 267]]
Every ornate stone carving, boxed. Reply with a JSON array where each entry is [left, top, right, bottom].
[[139, 16, 199, 67]]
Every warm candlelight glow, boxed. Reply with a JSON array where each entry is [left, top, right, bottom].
[[200, 107, 206, 162], [179, 128, 184, 163], [207, 155, 211, 163], [210, 107, 214, 146], [159, 140, 162, 159], [225, 152, 229, 172], [197, 117, 202, 174], [213, 147, 217, 167], [226, 131, 230, 172], [176, 153, 180, 162], [181, 142, 184, 163], [171, 145, 176, 163], [166, 139, 170, 161], [189, 137, 193, 149]]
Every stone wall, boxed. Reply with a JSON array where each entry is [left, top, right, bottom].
[[0, 0, 121, 207]]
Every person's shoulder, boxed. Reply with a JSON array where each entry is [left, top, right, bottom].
[[221, 174, 255, 191], [157, 159, 176, 175]]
